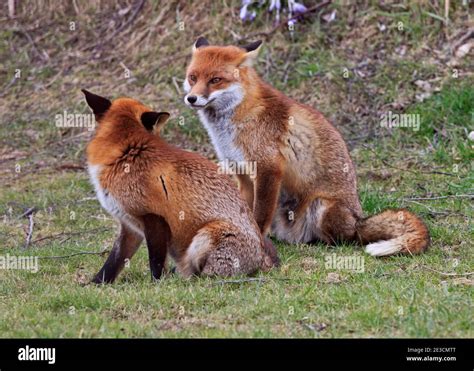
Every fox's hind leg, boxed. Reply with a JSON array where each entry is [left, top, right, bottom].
[[91, 222, 143, 284], [143, 214, 171, 281], [318, 199, 361, 244], [178, 221, 267, 277]]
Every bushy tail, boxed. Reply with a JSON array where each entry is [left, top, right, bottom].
[[356, 209, 430, 257]]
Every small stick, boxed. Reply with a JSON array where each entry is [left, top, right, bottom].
[[19, 207, 37, 219], [24, 213, 35, 249], [404, 200, 467, 217], [172, 76, 182, 96], [32, 227, 110, 244], [404, 194, 473, 201], [213, 277, 291, 285], [39, 250, 110, 260], [214, 277, 267, 285], [420, 265, 473, 277]]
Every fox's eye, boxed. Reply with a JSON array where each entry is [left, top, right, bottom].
[[189, 75, 197, 83], [209, 77, 222, 84]]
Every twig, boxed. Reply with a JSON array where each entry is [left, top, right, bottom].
[[238, 1, 332, 41], [213, 277, 291, 285], [32, 227, 110, 244], [20, 207, 37, 249], [39, 250, 110, 260], [420, 265, 473, 277], [404, 200, 466, 217], [171, 76, 182, 96], [24, 213, 35, 249], [404, 194, 473, 201], [450, 27, 474, 53], [19, 207, 37, 219], [214, 277, 267, 285]]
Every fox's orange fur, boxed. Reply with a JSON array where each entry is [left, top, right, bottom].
[[183, 38, 430, 257], [83, 90, 277, 283]]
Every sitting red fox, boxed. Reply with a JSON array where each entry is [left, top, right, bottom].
[[83, 90, 277, 283], [183, 38, 429, 256]]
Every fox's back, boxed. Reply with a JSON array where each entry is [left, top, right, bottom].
[[89, 131, 258, 242]]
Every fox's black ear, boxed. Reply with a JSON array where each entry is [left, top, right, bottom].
[[82, 89, 111, 119], [141, 111, 170, 132], [242, 40, 262, 52], [193, 36, 209, 52], [240, 40, 263, 67]]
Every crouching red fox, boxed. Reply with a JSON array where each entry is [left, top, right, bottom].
[[83, 90, 278, 284], [183, 38, 430, 257]]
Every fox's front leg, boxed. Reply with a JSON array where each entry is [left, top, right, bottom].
[[91, 223, 143, 284], [236, 174, 254, 209], [253, 165, 283, 235], [143, 214, 170, 281]]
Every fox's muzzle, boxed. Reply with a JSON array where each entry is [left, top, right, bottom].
[[183, 94, 213, 109]]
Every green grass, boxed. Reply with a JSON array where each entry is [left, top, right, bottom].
[[0, 82, 472, 338], [0, 1, 472, 338]]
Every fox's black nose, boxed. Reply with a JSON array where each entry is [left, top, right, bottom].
[[187, 95, 197, 104]]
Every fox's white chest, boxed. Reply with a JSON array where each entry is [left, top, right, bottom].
[[88, 164, 143, 235], [198, 110, 245, 163]]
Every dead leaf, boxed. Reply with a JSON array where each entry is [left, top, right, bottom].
[[0, 149, 28, 161], [364, 170, 392, 181], [452, 277, 473, 286], [322, 10, 337, 23], [303, 322, 328, 332], [301, 257, 319, 273], [395, 45, 407, 56], [454, 40, 474, 58], [75, 269, 89, 285], [416, 92, 433, 102], [325, 272, 342, 284], [414, 79, 432, 91]]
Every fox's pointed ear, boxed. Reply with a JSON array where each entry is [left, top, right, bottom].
[[141, 111, 170, 132], [192, 36, 209, 52], [240, 40, 262, 67], [82, 89, 111, 119]]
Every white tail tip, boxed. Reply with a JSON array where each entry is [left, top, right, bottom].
[[365, 240, 402, 257]]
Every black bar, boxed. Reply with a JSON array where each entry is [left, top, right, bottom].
[[0, 339, 471, 369]]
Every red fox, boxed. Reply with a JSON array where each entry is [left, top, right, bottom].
[[183, 38, 430, 256], [83, 90, 277, 283]]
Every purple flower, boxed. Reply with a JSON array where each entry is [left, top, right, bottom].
[[240, 1, 256, 22], [269, 0, 281, 12], [293, 2, 307, 15]]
